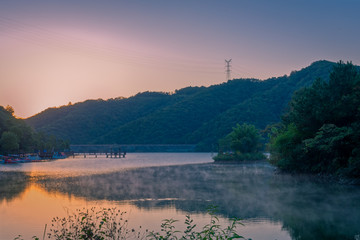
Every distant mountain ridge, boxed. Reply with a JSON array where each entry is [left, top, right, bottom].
[[26, 60, 338, 150]]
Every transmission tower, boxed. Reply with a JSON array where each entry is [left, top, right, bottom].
[[225, 59, 232, 81]]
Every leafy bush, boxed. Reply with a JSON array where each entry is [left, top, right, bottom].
[[47, 207, 141, 240]]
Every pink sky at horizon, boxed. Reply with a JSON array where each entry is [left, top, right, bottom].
[[1, 1, 359, 118]]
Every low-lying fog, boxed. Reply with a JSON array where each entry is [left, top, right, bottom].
[[1, 153, 360, 239]]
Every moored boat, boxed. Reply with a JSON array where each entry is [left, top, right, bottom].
[[3, 156, 19, 164]]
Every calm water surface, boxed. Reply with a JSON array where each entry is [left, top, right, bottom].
[[0, 153, 359, 240]]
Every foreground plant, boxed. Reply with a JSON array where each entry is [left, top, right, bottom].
[[48, 207, 142, 240], [16, 206, 246, 240], [148, 206, 245, 240]]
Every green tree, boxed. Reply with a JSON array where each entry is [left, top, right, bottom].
[[269, 61, 360, 177], [268, 123, 303, 171], [215, 123, 265, 161], [230, 123, 263, 154], [0, 106, 70, 154], [0, 131, 19, 154], [5, 105, 14, 116]]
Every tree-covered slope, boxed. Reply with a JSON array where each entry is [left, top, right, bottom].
[[269, 61, 360, 178], [190, 60, 336, 149], [26, 91, 190, 143], [26, 60, 337, 149], [97, 78, 268, 144], [0, 106, 68, 154]]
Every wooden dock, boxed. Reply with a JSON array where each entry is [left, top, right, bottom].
[[71, 145, 126, 158], [73, 152, 126, 158]]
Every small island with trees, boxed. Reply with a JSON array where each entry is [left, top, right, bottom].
[[213, 123, 266, 162]]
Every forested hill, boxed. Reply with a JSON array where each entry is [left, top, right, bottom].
[[26, 60, 337, 150], [0, 106, 69, 154]]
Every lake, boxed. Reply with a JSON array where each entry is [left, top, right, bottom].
[[1, 153, 360, 240]]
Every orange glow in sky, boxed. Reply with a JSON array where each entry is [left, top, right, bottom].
[[0, 24, 228, 117]]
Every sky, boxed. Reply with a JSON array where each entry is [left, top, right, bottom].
[[1, 0, 360, 118]]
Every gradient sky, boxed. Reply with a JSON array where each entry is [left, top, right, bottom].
[[1, 0, 360, 118]]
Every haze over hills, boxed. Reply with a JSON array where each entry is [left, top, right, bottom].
[[26, 60, 338, 150]]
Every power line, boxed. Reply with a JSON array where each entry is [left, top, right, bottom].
[[231, 65, 254, 78], [0, 16, 239, 83], [0, 16, 225, 73]]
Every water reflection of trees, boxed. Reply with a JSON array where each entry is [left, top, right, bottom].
[[0, 172, 30, 202], [36, 162, 360, 240]]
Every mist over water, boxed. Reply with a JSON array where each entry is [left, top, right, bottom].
[[0, 153, 213, 177], [1, 153, 360, 240]]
